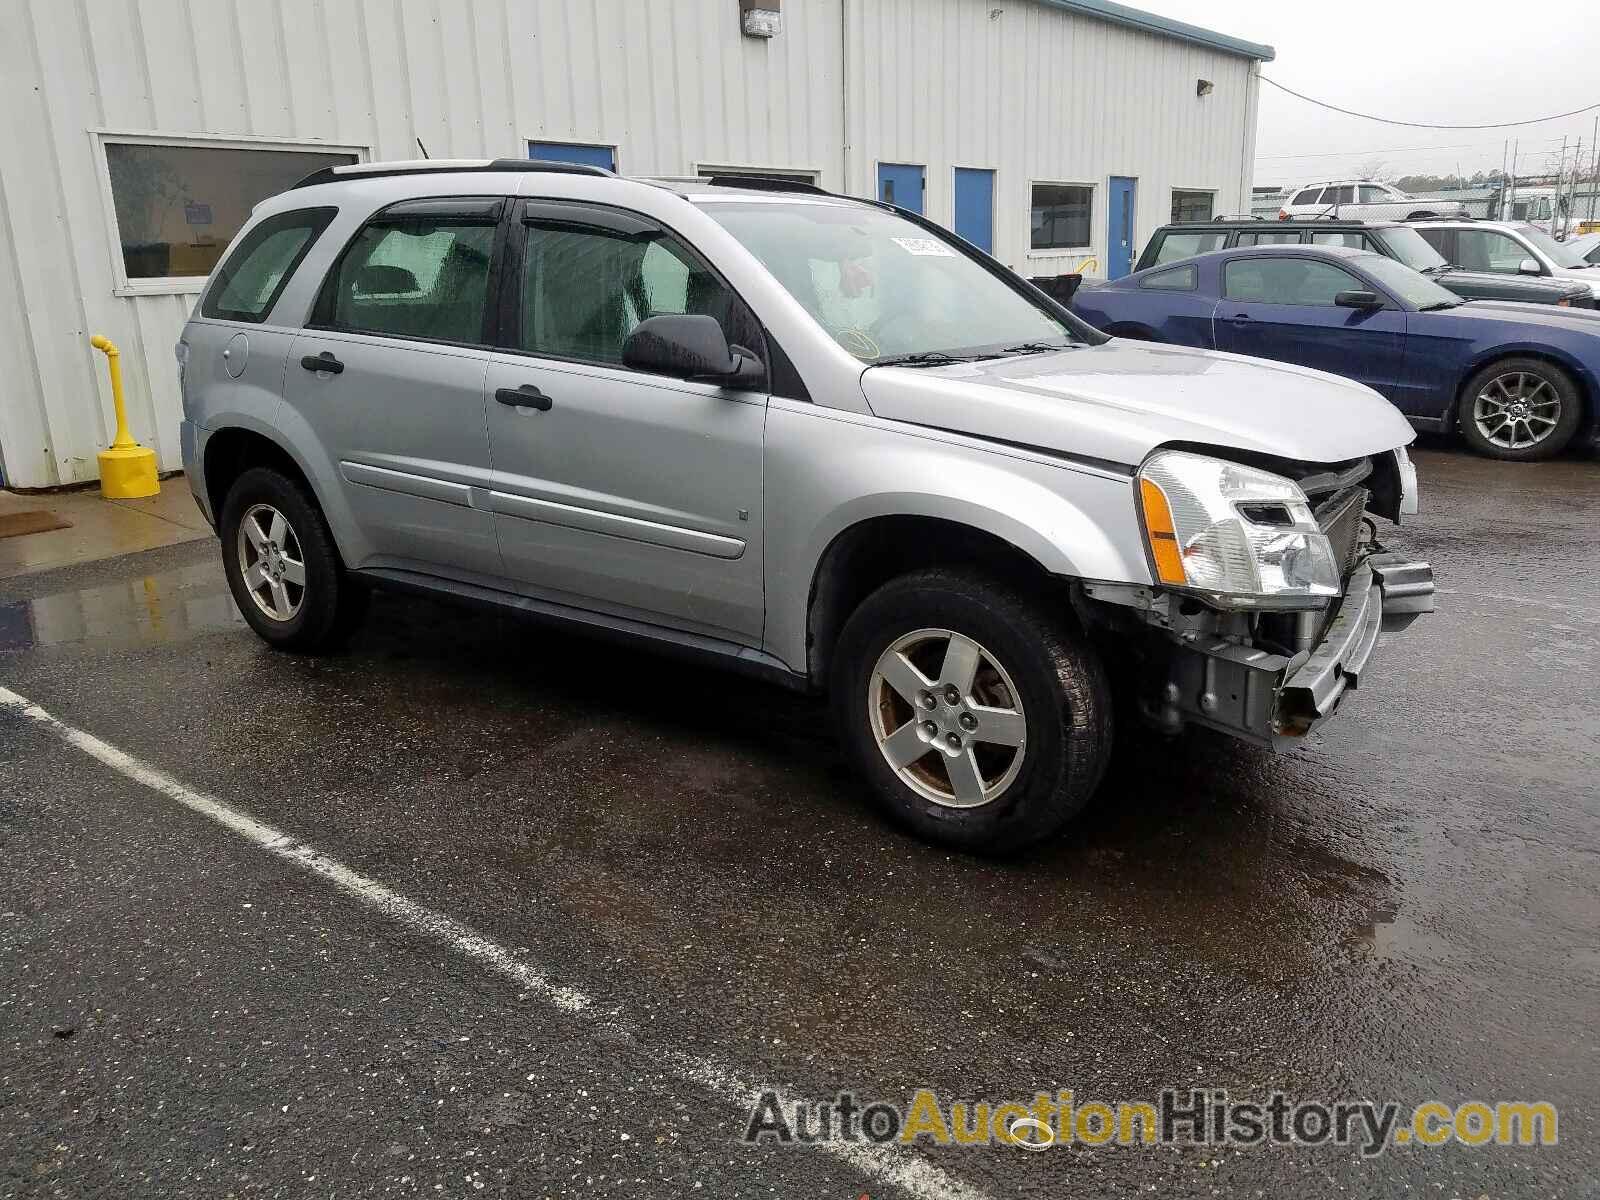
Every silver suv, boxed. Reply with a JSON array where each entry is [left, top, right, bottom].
[[180, 160, 1433, 853]]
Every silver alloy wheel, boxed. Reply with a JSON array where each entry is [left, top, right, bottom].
[[867, 627, 1027, 808], [236, 503, 306, 622], [1473, 371, 1562, 450]]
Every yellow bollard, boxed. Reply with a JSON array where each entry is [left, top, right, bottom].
[[89, 335, 159, 499]]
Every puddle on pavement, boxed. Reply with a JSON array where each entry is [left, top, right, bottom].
[[1347, 906, 1453, 966], [0, 562, 243, 653]]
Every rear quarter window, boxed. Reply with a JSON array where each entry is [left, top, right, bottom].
[[1139, 264, 1197, 291], [201, 207, 336, 323]]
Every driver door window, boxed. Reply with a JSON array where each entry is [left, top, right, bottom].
[[519, 220, 762, 367], [1454, 229, 1532, 274], [1223, 259, 1364, 305]]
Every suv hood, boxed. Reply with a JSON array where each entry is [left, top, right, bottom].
[[860, 341, 1416, 468], [1437, 268, 1590, 301]]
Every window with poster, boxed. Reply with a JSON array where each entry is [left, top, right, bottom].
[[94, 132, 364, 295]]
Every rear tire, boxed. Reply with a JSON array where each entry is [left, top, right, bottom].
[[219, 466, 366, 651], [1457, 357, 1582, 461], [831, 568, 1112, 855]]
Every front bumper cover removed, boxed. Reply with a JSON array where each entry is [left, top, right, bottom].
[[1157, 552, 1435, 747]]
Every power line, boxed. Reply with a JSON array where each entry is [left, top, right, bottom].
[[1255, 136, 1568, 162], [1260, 76, 1600, 130]]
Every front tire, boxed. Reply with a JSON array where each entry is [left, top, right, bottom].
[[831, 569, 1112, 854], [1457, 357, 1582, 460], [219, 466, 366, 651]]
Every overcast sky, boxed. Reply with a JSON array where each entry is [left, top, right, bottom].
[[1131, 0, 1600, 188]]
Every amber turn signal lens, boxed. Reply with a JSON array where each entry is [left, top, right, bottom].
[[1139, 477, 1187, 585]]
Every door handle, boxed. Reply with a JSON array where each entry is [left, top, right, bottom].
[[1227, 313, 1252, 323], [495, 384, 553, 411], [300, 351, 344, 374]]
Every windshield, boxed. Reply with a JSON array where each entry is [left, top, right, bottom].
[[698, 198, 1077, 361], [1352, 253, 1461, 309], [1372, 226, 1448, 272], [1512, 223, 1591, 269]]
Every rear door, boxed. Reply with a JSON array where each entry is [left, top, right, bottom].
[[1212, 255, 1409, 400], [285, 196, 505, 577], [479, 199, 768, 643]]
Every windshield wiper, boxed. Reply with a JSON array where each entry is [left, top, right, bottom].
[[872, 351, 977, 368], [1000, 342, 1070, 355], [1418, 300, 1461, 311]]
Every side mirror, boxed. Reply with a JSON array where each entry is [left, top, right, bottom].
[[621, 314, 765, 388], [1518, 258, 1543, 276], [1334, 290, 1384, 310]]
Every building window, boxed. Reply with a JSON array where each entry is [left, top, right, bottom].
[[1030, 184, 1093, 250], [98, 136, 360, 291], [1170, 189, 1215, 223], [529, 141, 617, 171]]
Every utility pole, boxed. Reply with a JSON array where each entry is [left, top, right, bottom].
[[1589, 116, 1599, 226]]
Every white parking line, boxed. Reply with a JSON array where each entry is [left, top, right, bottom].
[[0, 685, 994, 1200]]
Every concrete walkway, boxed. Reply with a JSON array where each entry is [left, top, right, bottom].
[[0, 477, 212, 580]]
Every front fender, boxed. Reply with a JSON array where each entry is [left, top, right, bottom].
[[762, 400, 1149, 672]]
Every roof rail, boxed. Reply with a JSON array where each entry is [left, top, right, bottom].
[[704, 174, 832, 196], [291, 157, 613, 190]]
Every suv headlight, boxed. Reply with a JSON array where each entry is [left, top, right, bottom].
[[1136, 450, 1340, 608]]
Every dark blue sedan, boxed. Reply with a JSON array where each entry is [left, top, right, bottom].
[[1071, 244, 1600, 459]]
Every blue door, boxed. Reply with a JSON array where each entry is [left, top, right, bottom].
[[953, 168, 995, 254], [529, 141, 616, 171], [1108, 176, 1137, 279], [877, 163, 925, 214]]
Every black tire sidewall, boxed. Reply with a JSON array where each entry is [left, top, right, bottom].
[[832, 570, 1110, 854], [1458, 358, 1583, 460], [219, 467, 347, 650]]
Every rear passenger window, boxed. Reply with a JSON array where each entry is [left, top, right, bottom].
[[1153, 231, 1225, 264], [201, 207, 335, 323], [316, 199, 500, 345], [1139, 264, 1196, 291], [519, 217, 761, 367]]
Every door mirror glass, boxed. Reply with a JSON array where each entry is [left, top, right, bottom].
[[1334, 290, 1384, 309], [621, 314, 764, 386], [1518, 258, 1543, 275]]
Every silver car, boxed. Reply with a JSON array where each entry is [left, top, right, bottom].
[[179, 160, 1433, 853], [1411, 219, 1600, 300]]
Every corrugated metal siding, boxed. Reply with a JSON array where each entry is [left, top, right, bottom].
[[0, 0, 1256, 490], [845, 0, 1257, 275]]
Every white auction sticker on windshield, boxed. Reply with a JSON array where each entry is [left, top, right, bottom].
[[890, 237, 956, 257]]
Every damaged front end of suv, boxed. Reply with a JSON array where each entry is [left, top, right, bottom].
[[1075, 446, 1435, 746]]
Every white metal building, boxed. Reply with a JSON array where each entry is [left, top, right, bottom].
[[0, 0, 1271, 490]]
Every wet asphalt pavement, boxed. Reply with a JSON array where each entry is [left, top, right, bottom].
[[2, 443, 1597, 1198]]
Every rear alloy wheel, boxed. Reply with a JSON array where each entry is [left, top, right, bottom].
[[220, 466, 367, 651], [236, 503, 306, 623], [833, 568, 1112, 854], [1459, 358, 1582, 461]]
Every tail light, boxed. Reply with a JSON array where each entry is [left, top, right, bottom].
[[1278, 209, 1290, 220], [1557, 298, 1572, 307]]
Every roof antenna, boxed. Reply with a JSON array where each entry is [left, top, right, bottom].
[[416, 137, 430, 160]]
